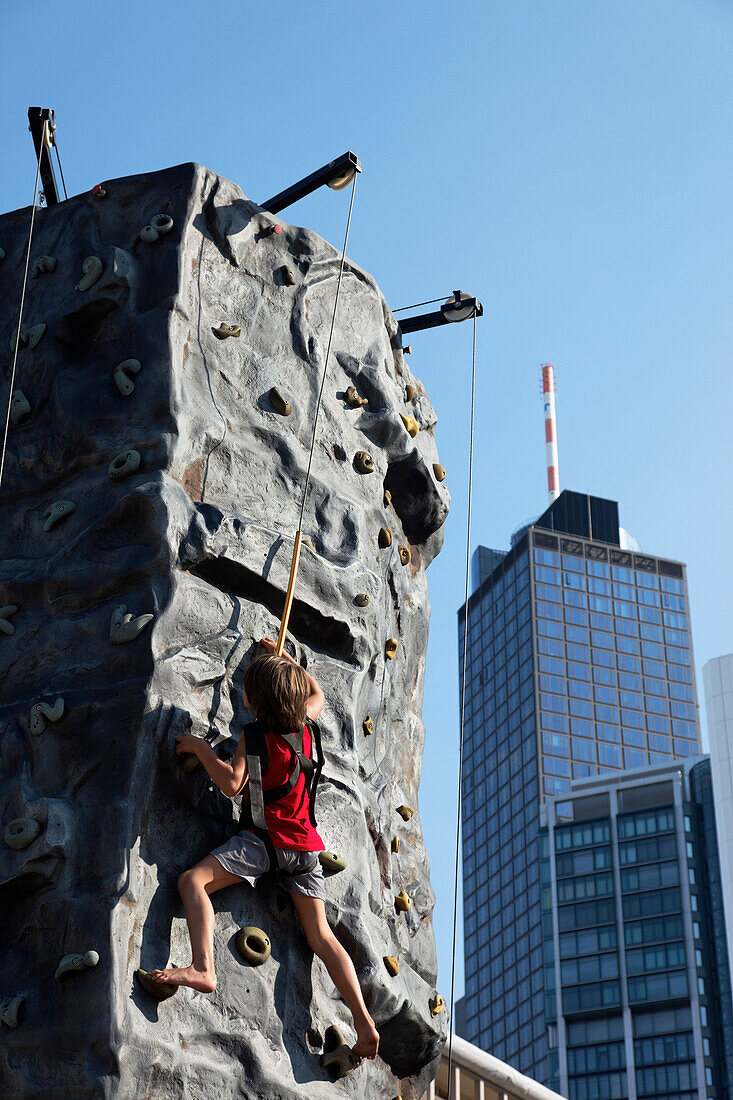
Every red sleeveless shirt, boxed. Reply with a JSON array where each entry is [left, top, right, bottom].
[[255, 725, 324, 852]]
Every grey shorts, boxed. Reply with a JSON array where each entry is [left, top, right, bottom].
[[211, 830, 326, 900]]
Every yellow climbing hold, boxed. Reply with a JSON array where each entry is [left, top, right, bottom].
[[354, 593, 370, 607], [319, 851, 346, 873], [404, 384, 415, 402], [378, 527, 392, 548], [396, 805, 413, 821], [395, 890, 410, 912], [433, 463, 446, 482], [211, 323, 241, 340], [398, 545, 411, 566], [345, 385, 367, 408], [383, 955, 400, 976], [429, 993, 446, 1017], [384, 489, 392, 506], [235, 926, 271, 966], [391, 836, 400, 853], [354, 451, 374, 474], [399, 413, 419, 438], [385, 638, 398, 660], [269, 386, 292, 416], [362, 716, 373, 736]]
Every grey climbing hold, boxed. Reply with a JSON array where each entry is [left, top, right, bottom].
[[75, 256, 103, 292], [0, 995, 25, 1029], [278, 264, 295, 286], [433, 463, 446, 482], [110, 605, 154, 645], [31, 255, 57, 278], [211, 323, 241, 340], [385, 638, 398, 660], [345, 385, 367, 408], [383, 955, 400, 977], [4, 817, 41, 850], [10, 390, 31, 425], [135, 968, 177, 1001], [362, 716, 373, 736], [429, 993, 446, 1017], [269, 386, 292, 416], [391, 836, 400, 853], [139, 225, 159, 243], [396, 805, 413, 821], [318, 851, 346, 873], [378, 527, 392, 548], [354, 593, 370, 607], [30, 698, 65, 736], [394, 890, 410, 912], [0, 605, 19, 636], [354, 451, 374, 474], [55, 950, 100, 981], [384, 489, 392, 506], [398, 546, 411, 566], [404, 384, 415, 402], [235, 926, 271, 966], [399, 413, 419, 438], [10, 324, 46, 352], [150, 213, 174, 235], [113, 358, 142, 397], [44, 500, 76, 532], [108, 449, 141, 482], [320, 1024, 363, 1081]]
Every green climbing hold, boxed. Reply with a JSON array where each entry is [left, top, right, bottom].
[[10, 390, 31, 425], [398, 545, 411, 566], [354, 593, 370, 607], [345, 385, 367, 408], [110, 604, 154, 644], [396, 805, 413, 821], [383, 955, 400, 976], [4, 817, 41, 851], [269, 386, 292, 416], [44, 500, 76, 532], [363, 716, 373, 736], [113, 358, 142, 397], [135, 968, 177, 1000], [0, 995, 24, 1029], [108, 449, 141, 482], [31, 255, 57, 278], [404, 384, 415, 402], [75, 256, 103, 292], [394, 890, 410, 912], [354, 451, 374, 474], [278, 264, 296, 286], [235, 926, 271, 966], [30, 698, 65, 736], [320, 1024, 363, 1081], [10, 324, 46, 352], [385, 638, 398, 660], [0, 605, 18, 636], [429, 993, 446, 1017], [55, 950, 100, 981], [399, 413, 419, 438], [211, 322, 241, 340], [319, 851, 346, 873], [150, 213, 174, 234], [378, 527, 392, 548]]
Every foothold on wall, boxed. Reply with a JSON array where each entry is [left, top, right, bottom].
[[429, 993, 446, 1017], [211, 323, 241, 340], [30, 697, 65, 736], [354, 593, 370, 607], [0, 996, 25, 1029], [10, 390, 31, 425], [433, 463, 446, 483], [404, 384, 415, 402], [55, 950, 100, 981], [354, 451, 374, 474], [261, 223, 282, 238], [235, 926, 271, 967], [383, 955, 400, 977], [135, 969, 177, 1001], [44, 500, 76, 532], [320, 1024, 363, 1081], [113, 358, 142, 397], [140, 225, 160, 243], [75, 256, 103, 292], [4, 817, 41, 850], [269, 386, 292, 416], [319, 851, 346, 873], [0, 605, 19, 636], [402, 344, 412, 355], [398, 546, 411, 566], [31, 255, 57, 278], [399, 413, 419, 438], [396, 805, 413, 821], [10, 324, 46, 352], [150, 213, 174, 235], [345, 385, 368, 408], [108, 449, 141, 482], [391, 837, 400, 853], [110, 604, 154, 645], [394, 890, 411, 912], [362, 716, 373, 736], [378, 527, 392, 548], [384, 489, 392, 506], [385, 638, 398, 660], [278, 264, 296, 286]]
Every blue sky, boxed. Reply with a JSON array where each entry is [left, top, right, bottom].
[[3, 0, 732, 1003]]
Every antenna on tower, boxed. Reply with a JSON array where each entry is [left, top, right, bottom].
[[541, 363, 560, 504]]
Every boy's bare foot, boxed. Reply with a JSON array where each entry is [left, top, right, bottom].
[[148, 965, 217, 993], [352, 1019, 380, 1059]]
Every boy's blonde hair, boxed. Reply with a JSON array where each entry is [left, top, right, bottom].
[[244, 654, 309, 733]]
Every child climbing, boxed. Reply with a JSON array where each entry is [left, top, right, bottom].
[[145, 638, 380, 1061]]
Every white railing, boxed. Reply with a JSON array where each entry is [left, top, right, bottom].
[[424, 1034, 568, 1100]]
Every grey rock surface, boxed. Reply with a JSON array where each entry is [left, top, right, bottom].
[[0, 162, 450, 1099]]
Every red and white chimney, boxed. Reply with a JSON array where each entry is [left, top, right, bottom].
[[541, 363, 560, 504]]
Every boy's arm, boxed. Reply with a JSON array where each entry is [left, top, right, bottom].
[[258, 637, 324, 719], [176, 732, 249, 797]]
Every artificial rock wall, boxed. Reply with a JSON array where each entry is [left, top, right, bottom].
[[0, 162, 450, 1099]]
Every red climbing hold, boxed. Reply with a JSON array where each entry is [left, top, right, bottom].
[[92, 185, 106, 197]]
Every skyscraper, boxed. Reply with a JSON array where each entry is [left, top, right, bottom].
[[458, 489, 701, 1083]]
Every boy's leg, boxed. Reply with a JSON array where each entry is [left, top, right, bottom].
[[291, 893, 380, 1059], [149, 855, 242, 993]]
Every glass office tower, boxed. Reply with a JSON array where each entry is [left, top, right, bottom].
[[458, 490, 701, 1085]]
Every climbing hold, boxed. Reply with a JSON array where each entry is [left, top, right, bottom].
[[396, 805, 414, 821], [354, 451, 374, 474], [150, 213, 174, 235], [31, 255, 57, 278], [362, 716, 373, 736], [383, 955, 400, 977], [378, 527, 392, 548], [113, 358, 142, 397], [319, 851, 346, 873], [44, 500, 76, 532], [55, 950, 100, 981], [345, 385, 367, 408], [10, 390, 31, 425], [139, 225, 159, 243], [0, 247, 5, 260], [404, 384, 415, 402], [91, 184, 106, 198], [399, 413, 419, 438], [4, 818, 41, 850], [433, 463, 446, 483], [134, 968, 177, 1001], [391, 837, 400, 853], [395, 890, 411, 912], [261, 223, 282, 237], [182, 753, 201, 773], [402, 344, 412, 355], [30, 698, 65, 736], [383, 491, 392, 511], [429, 993, 446, 1017], [385, 638, 398, 660], [0, 995, 24, 1029], [269, 386, 292, 416], [211, 322, 241, 340], [398, 545, 411, 566], [108, 449, 141, 482], [303, 538, 316, 552], [10, 324, 46, 352], [235, 926, 271, 966], [354, 593, 370, 607], [110, 604, 154, 645], [0, 605, 19, 636], [75, 256, 103, 292], [278, 264, 296, 286], [320, 1024, 363, 1081]]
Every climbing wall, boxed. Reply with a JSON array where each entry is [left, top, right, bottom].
[[0, 162, 450, 1099]]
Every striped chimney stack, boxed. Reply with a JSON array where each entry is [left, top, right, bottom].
[[541, 363, 560, 504]]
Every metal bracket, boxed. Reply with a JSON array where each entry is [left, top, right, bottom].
[[260, 151, 361, 214], [399, 290, 483, 334], [27, 107, 60, 207]]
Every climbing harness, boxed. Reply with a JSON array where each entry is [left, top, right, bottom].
[[275, 172, 358, 655], [0, 119, 49, 498], [447, 314, 478, 1099]]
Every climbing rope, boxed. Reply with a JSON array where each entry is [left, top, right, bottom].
[[392, 295, 447, 313], [446, 313, 478, 1099], [53, 139, 68, 201], [0, 119, 49, 499], [276, 172, 358, 654]]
